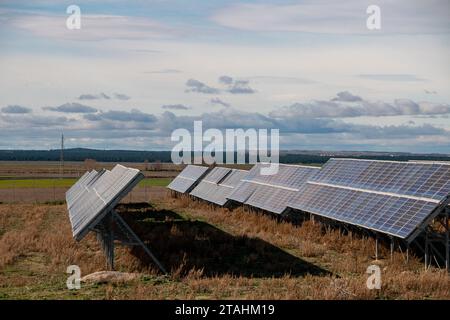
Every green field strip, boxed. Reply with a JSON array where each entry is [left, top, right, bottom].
[[0, 177, 172, 189]]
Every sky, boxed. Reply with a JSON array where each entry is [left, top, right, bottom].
[[0, 0, 449, 153]]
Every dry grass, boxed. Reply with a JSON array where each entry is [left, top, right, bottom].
[[0, 197, 449, 300]]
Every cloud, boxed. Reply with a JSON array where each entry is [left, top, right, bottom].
[[0, 113, 72, 128], [144, 69, 182, 74], [331, 91, 363, 102], [211, 1, 450, 35], [270, 93, 450, 118], [84, 109, 157, 123], [185, 79, 220, 94], [218, 75, 256, 94], [78, 93, 130, 101], [210, 98, 230, 108], [161, 104, 190, 110], [228, 79, 256, 94], [1, 105, 32, 114], [246, 76, 314, 84], [78, 93, 110, 100], [8, 13, 182, 41], [218, 76, 233, 85], [114, 93, 131, 101], [357, 74, 426, 82], [185, 76, 256, 95], [1, 105, 449, 152], [43, 103, 98, 113]]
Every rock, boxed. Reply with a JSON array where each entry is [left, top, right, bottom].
[[81, 271, 141, 284]]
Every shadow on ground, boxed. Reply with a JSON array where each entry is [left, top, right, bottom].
[[116, 202, 330, 278]]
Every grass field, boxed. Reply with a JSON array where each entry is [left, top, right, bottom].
[[0, 196, 449, 299], [0, 178, 171, 189]]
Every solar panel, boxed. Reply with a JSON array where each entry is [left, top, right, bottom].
[[287, 158, 450, 241], [228, 163, 320, 214], [190, 168, 248, 206], [65, 164, 166, 272], [66, 170, 98, 207], [167, 165, 209, 193], [309, 158, 450, 201], [67, 164, 144, 241]]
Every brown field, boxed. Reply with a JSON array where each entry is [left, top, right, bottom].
[[0, 161, 181, 178], [0, 162, 448, 300], [0, 194, 449, 299]]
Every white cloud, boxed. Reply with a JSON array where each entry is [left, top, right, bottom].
[[270, 93, 450, 118], [8, 13, 182, 41], [211, 0, 450, 34], [357, 74, 426, 82], [161, 104, 190, 110], [43, 102, 98, 113], [1, 105, 32, 114]]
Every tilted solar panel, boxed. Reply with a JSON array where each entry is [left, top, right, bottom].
[[221, 169, 249, 188], [227, 180, 258, 203], [228, 163, 320, 214], [190, 168, 248, 206], [203, 167, 231, 183], [67, 165, 144, 241], [167, 165, 209, 193], [287, 158, 450, 241]]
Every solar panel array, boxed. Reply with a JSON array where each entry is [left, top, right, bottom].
[[287, 159, 450, 240], [167, 159, 450, 242], [190, 168, 248, 206], [228, 163, 320, 214], [167, 165, 209, 193], [66, 164, 144, 241]]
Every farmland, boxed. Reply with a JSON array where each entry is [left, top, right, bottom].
[[0, 161, 449, 300]]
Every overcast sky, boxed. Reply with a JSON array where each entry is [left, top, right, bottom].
[[0, 0, 449, 153]]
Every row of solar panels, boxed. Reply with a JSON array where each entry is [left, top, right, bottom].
[[66, 164, 144, 241], [167, 159, 450, 243]]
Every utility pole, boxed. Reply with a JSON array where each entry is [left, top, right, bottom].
[[60, 133, 64, 179]]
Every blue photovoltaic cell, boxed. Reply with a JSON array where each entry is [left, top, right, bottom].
[[228, 163, 320, 214], [309, 158, 450, 201], [167, 165, 209, 193], [287, 159, 450, 240]]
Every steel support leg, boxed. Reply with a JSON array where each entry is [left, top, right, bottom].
[[113, 211, 167, 274], [375, 236, 379, 261]]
